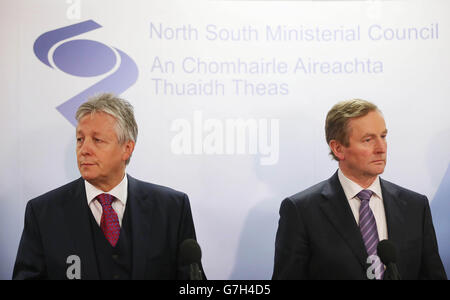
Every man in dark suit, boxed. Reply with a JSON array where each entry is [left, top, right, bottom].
[[272, 99, 447, 280], [13, 93, 204, 280]]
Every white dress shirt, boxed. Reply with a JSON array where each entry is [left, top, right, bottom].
[[85, 174, 128, 227], [337, 168, 388, 241]]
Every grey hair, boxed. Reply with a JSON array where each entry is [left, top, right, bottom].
[[76, 93, 138, 165]]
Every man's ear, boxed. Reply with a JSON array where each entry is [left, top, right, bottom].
[[122, 140, 135, 162], [329, 139, 345, 161]]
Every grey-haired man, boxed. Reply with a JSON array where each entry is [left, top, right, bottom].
[[13, 93, 204, 280]]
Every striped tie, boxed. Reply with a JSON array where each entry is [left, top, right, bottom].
[[357, 189, 384, 279]]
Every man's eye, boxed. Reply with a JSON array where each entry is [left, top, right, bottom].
[[76, 137, 83, 143]]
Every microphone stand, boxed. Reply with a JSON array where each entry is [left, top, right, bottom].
[[190, 263, 202, 280], [384, 263, 401, 280]]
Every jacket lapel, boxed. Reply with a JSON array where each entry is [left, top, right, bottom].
[[380, 179, 405, 248], [127, 175, 154, 279], [63, 178, 99, 280], [319, 171, 368, 268]]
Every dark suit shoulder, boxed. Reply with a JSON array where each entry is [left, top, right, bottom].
[[381, 179, 426, 199], [380, 178, 428, 204], [28, 178, 84, 209], [287, 178, 329, 207], [128, 176, 189, 206], [129, 176, 186, 197]]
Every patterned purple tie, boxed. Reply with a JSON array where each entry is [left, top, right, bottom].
[[97, 193, 120, 247], [357, 189, 384, 279]]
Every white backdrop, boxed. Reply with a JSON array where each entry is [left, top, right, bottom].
[[1, 0, 449, 279]]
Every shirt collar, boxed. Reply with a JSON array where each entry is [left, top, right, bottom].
[[337, 168, 382, 200], [85, 174, 128, 206]]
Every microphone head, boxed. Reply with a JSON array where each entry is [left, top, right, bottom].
[[377, 239, 397, 265], [179, 239, 202, 266]]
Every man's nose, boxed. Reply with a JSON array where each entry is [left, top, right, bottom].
[[374, 137, 387, 153], [78, 138, 93, 155]]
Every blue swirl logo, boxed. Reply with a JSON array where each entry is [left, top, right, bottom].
[[34, 20, 139, 126]]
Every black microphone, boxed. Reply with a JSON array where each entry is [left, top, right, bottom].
[[377, 239, 401, 280], [179, 239, 203, 280]]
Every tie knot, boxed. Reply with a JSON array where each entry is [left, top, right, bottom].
[[357, 189, 373, 202], [96, 193, 114, 207]]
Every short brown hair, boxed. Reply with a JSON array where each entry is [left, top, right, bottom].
[[325, 99, 379, 161]]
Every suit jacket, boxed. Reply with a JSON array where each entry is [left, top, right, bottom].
[[272, 171, 447, 280], [13, 175, 203, 280]]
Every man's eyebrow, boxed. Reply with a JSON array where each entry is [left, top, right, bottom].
[[361, 133, 376, 139], [76, 129, 101, 135], [361, 129, 388, 139]]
